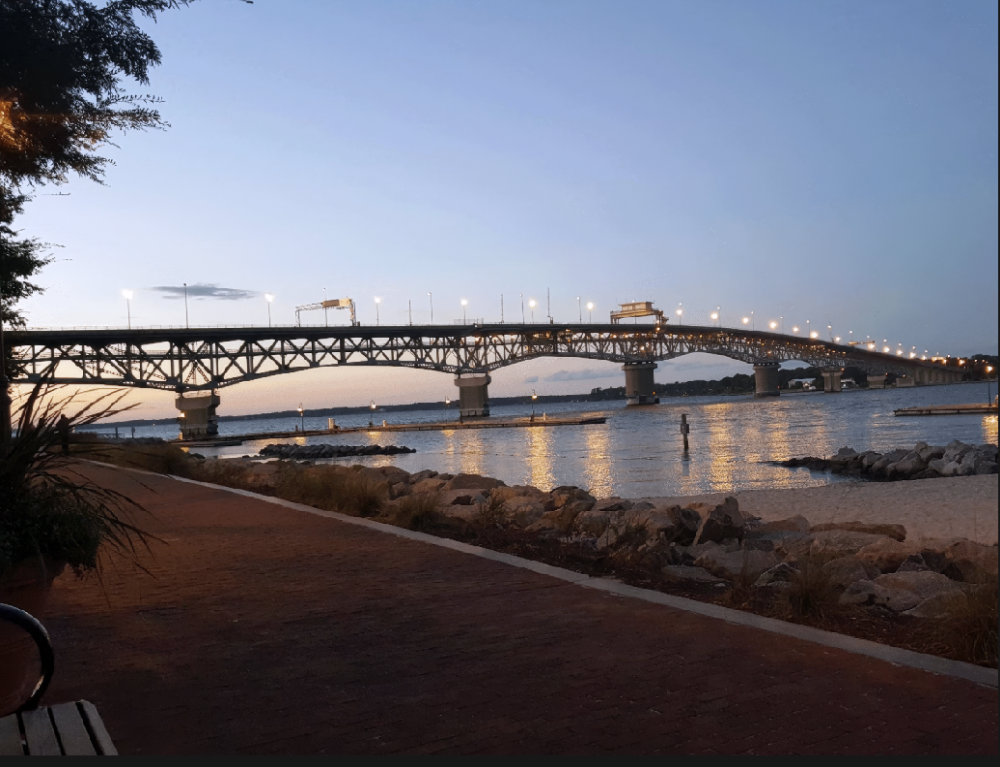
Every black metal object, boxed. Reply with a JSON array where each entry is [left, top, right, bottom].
[[0, 604, 55, 715], [8, 323, 953, 392]]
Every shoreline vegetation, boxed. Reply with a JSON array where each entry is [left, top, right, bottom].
[[78, 439, 998, 670]]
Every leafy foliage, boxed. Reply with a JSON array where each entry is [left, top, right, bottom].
[[0, 383, 152, 576]]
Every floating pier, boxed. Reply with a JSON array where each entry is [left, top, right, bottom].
[[894, 403, 997, 417], [172, 413, 607, 446]]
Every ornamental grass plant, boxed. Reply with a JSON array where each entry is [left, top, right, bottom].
[[0, 384, 152, 579]]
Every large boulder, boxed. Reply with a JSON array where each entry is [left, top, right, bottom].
[[823, 556, 880, 588], [943, 440, 973, 464], [689, 497, 748, 545], [887, 451, 926, 478], [839, 580, 892, 607], [408, 469, 439, 484], [810, 530, 890, 558], [811, 521, 906, 541], [903, 591, 968, 619], [444, 473, 506, 491], [413, 477, 448, 494], [754, 515, 810, 534], [693, 548, 779, 580], [574, 507, 614, 537], [548, 486, 596, 512], [916, 444, 945, 462], [754, 562, 800, 587], [871, 570, 966, 613], [870, 449, 910, 476], [856, 538, 923, 572], [861, 452, 883, 471], [943, 540, 999, 581], [634, 506, 703, 546]]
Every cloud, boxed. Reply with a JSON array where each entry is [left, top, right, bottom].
[[542, 368, 620, 383], [522, 375, 539, 383], [150, 283, 259, 301]]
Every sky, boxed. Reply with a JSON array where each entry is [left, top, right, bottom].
[[12, 0, 999, 419]]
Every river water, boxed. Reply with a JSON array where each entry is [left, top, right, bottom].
[[87, 382, 997, 498]]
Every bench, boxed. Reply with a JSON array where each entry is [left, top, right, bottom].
[[0, 701, 117, 755], [0, 604, 116, 755]]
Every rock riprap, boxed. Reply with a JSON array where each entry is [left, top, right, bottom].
[[259, 443, 416, 459], [774, 440, 997, 480]]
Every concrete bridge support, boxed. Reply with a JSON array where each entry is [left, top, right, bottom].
[[753, 362, 780, 398], [622, 361, 659, 405], [868, 373, 888, 389], [454, 373, 491, 418], [176, 392, 220, 440], [821, 369, 843, 393]]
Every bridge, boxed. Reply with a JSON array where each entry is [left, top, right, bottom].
[[8, 323, 962, 438]]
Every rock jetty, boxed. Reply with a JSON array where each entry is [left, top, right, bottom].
[[775, 439, 998, 480], [259, 443, 416, 459]]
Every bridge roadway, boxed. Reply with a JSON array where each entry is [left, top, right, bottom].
[[8, 323, 962, 438]]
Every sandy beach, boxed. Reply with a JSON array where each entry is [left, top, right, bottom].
[[632, 475, 998, 545]]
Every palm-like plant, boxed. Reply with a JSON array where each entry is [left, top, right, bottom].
[[1, 383, 152, 578]]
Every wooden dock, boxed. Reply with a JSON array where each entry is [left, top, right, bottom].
[[172, 414, 607, 446], [894, 403, 997, 417]]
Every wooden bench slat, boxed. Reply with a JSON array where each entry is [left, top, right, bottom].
[[21, 709, 61, 756], [78, 701, 117, 756], [0, 714, 25, 756], [49, 703, 97, 756]]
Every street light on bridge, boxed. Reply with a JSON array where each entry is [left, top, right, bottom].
[[461, 298, 468, 324], [374, 297, 381, 325], [122, 290, 133, 329], [577, 296, 581, 323], [769, 321, 778, 330], [529, 299, 537, 323], [264, 293, 274, 327], [676, 304, 683, 325], [428, 292, 433, 324], [587, 302, 594, 322]]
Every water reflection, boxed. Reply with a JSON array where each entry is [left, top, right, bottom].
[[162, 383, 997, 498], [582, 424, 613, 498], [525, 426, 555, 490], [983, 416, 998, 444]]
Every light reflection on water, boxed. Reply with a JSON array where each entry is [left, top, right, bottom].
[[116, 383, 997, 498]]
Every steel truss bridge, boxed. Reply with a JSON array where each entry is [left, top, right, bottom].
[[8, 323, 957, 391]]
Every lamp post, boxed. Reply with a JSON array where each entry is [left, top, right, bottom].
[[987, 366, 993, 405], [323, 287, 328, 325], [428, 292, 433, 324], [577, 296, 581, 323], [520, 294, 524, 323], [374, 297, 381, 325], [461, 299, 468, 324], [264, 293, 274, 327], [676, 304, 683, 325], [501, 294, 504, 323], [710, 310, 719, 327], [122, 290, 133, 329], [780, 315, 784, 334], [587, 301, 594, 323], [531, 389, 537, 421], [369, 400, 376, 428], [183, 282, 189, 328], [445, 397, 451, 420], [529, 299, 536, 323], [298, 404, 304, 432]]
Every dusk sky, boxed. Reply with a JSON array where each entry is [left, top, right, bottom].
[[14, 0, 999, 418]]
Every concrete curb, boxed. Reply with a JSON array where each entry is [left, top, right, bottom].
[[124, 466, 999, 690]]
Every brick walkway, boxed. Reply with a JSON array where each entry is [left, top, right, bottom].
[[39, 465, 997, 754]]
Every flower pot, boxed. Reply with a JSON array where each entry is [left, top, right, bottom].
[[0, 557, 65, 716]]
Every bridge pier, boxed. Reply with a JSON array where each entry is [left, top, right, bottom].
[[753, 363, 780, 398], [176, 392, 220, 440], [453, 373, 491, 418], [868, 373, 888, 389], [821, 369, 843, 393], [622, 362, 659, 406]]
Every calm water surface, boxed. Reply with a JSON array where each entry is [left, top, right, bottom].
[[95, 383, 997, 498]]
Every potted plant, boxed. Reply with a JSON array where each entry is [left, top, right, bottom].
[[0, 382, 150, 715]]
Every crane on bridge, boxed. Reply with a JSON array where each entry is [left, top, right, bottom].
[[295, 297, 357, 326]]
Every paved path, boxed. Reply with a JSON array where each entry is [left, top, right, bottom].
[[41, 465, 997, 754]]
